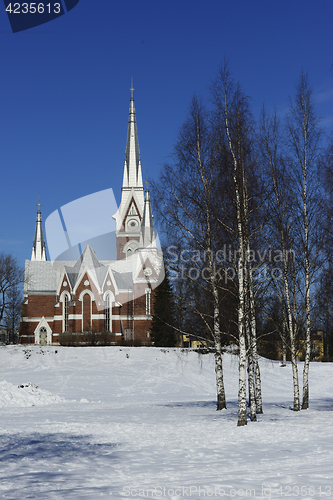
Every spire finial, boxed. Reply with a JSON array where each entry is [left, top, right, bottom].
[[145, 171, 149, 191], [129, 76, 135, 100], [37, 193, 41, 213]]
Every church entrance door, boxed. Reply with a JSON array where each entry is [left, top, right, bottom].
[[39, 327, 47, 345]]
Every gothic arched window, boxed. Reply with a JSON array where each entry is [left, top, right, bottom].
[[82, 293, 91, 332], [145, 288, 151, 316], [105, 294, 111, 332], [63, 295, 69, 332]]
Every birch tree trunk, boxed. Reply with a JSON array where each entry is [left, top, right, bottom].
[[155, 96, 228, 411], [223, 87, 248, 427], [287, 72, 321, 410], [260, 108, 300, 411], [281, 320, 287, 367], [214, 326, 227, 410], [245, 290, 257, 421], [206, 231, 226, 410], [302, 175, 311, 409], [248, 249, 263, 413], [211, 63, 261, 426], [198, 125, 227, 411]]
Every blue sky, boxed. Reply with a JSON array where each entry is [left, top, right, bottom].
[[1, 0, 333, 267]]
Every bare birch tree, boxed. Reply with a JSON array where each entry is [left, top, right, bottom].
[[154, 96, 227, 410], [286, 72, 322, 410], [259, 108, 301, 411], [319, 135, 333, 359], [211, 62, 262, 425]]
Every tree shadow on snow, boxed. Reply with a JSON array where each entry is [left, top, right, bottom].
[[160, 398, 333, 421], [0, 433, 126, 499], [162, 400, 218, 409], [250, 398, 333, 417], [308, 397, 333, 411], [160, 400, 240, 420], [0, 432, 119, 464]]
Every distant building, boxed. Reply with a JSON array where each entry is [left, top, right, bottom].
[[277, 330, 324, 362], [176, 333, 208, 349], [297, 330, 324, 361], [19, 88, 163, 345]]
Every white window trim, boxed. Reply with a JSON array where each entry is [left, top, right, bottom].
[[60, 291, 71, 333], [145, 288, 151, 316], [104, 291, 113, 333], [78, 289, 95, 302], [80, 291, 92, 332], [123, 240, 139, 258]]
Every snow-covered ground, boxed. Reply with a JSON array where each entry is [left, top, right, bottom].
[[0, 346, 332, 500]]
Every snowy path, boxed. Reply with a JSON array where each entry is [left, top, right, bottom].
[[0, 346, 332, 499]]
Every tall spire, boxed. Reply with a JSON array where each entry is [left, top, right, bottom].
[[113, 82, 146, 248], [31, 196, 47, 261], [141, 181, 156, 248], [122, 79, 144, 190]]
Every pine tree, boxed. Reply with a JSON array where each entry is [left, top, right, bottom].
[[150, 269, 176, 347]]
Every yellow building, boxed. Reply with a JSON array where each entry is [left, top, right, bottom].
[[278, 330, 324, 362], [298, 330, 324, 361], [176, 333, 208, 349]]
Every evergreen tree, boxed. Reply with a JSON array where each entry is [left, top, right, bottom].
[[150, 269, 176, 347]]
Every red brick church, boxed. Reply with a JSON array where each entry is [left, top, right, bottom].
[[19, 88, 164, 345]]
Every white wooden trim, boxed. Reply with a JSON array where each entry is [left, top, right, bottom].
[[34, 316, 52, 345]]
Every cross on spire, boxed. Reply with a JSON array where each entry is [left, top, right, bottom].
[[130, 76, 135, 99], [145, 172, 149, 191], [37, 193, 41, 213]]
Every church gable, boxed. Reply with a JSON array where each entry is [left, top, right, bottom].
[[101, 270, 118, 297], [128, 202, 139, 217], [57, 271, 73, 297], [136, 257, 159, 280], [118, 193, 143, 233], [116, 194, 143, 260], [75, 271, 97, 299]]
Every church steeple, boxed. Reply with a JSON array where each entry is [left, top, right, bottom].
[[113, 82, 145, 255], [31, 197, 47, 262], [122, 79, 144, 192]]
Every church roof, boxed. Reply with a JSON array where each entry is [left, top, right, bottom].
[[75, 243, 102, 269], [113, 271, 133, 290], [24, 244, 136, 295], [63, 244, 108, 291], [24, 260, 58, 294]]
